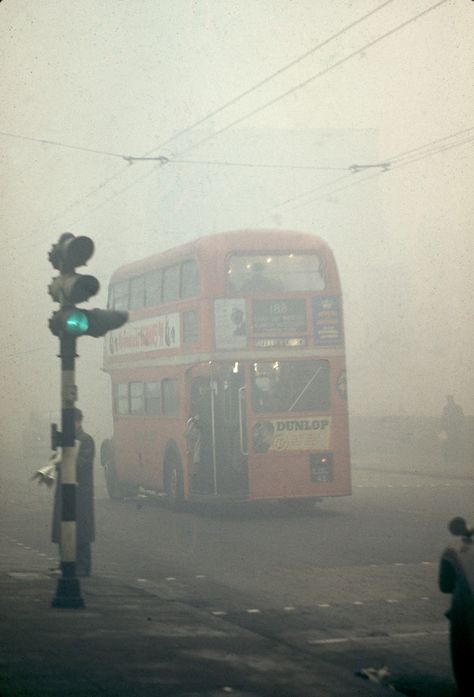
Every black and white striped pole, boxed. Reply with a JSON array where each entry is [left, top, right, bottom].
[[52, 332, 83, 608]]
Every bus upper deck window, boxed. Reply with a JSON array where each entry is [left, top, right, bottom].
[[181, 259, 200, 299], [162, 265, 180, 303], [145, 270, 162, 307], [227, 254, 325, 293], [113, 281, 129, 310], [130, 276, 145, 311]]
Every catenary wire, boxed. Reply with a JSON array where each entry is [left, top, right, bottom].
[[286, 131, 474, 213], [4, 0, 408, 231], [0, 2, 396, 169], [54, 0, 450, 229], [0, 130, 128, 160], [169, 0, 450, 159], [266, 126, 474, 214], [136, 0, 397, 159], [12, 0, 451, 235]]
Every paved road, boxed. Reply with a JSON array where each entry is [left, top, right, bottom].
[[3, 464, 472, 696]]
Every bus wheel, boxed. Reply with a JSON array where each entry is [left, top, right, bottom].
[[165, 458, 184, 510], [101, 439, 124, 501]]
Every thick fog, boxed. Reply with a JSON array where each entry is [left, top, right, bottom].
[[0, 0, 472, 460]]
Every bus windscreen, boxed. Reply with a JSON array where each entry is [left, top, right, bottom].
[[251, 359, 330, 413]]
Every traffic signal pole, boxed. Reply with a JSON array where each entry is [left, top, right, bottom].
[[48, 232, 128, 608], [52, 333, 84, 608]]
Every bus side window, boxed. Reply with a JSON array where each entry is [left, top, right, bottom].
[[162, 379, 179, 416], [181, 259, 200, 299], [162, 265, 180, 304], [145, 381, 161, 415], [112, 280, 129, 311], [115, 383, 129, 415], [145, 270, 162, 307], [130, 382, 145, 415], [130, 276, 145, 311]]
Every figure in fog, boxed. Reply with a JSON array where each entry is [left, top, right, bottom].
[[440, 395, 465, 464], [52, 408, 95, 577], [241, 262, 283, 292]]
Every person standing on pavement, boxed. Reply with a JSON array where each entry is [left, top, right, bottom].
[[52, 408, 95, 576], [440, 395, 465, 464]]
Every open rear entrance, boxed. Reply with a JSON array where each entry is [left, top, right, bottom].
[[187, 363, 249, 497]]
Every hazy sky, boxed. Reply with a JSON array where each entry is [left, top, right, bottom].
[[0, 0, 472, 453]]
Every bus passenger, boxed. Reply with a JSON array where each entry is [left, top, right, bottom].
[[241, 262, 283, 292]]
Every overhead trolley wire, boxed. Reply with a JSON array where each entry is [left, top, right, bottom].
[[9, 0, 450, 233], [167, 0, 450, 160], [0, 1, 396, 167], [3, 0, 398, 232], [0, 130, 128, 160], [284, 128, 474, 213], [262, 126, 474, 216], [137, 0, 397, 159], [388, 125, 474, 164], [62, 0, 449, 227], [149, 157, 350, 171]]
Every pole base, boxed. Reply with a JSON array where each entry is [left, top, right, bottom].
[[52, 577, 85, 608]]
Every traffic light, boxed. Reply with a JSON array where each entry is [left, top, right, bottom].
[[48, 307, 128, 338], [48, 232, 128, 338], [48, 233, 99, 305]]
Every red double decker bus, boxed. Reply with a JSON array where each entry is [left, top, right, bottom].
[[101, 229, 350, 507]]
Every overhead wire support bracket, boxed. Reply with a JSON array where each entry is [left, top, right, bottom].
[[122, 155, 170, 165], [349, 162, 391, 173]]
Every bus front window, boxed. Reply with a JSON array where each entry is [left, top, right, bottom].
[[251, 360, 330, 413]]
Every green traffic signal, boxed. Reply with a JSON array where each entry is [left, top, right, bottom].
[[65, 310, 89, 335], [48, 233, 128, 340], [48, 308, 128, 338]]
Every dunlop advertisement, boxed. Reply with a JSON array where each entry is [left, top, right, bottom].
[[252, 417, 331, 453]]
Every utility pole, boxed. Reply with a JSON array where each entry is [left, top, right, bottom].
[[48, 233, 128, 608]]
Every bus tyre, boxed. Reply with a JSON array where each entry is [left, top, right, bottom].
[[100, 439, 124, 501], [165, 459, 184, 510], [449, 586, 474, 695]]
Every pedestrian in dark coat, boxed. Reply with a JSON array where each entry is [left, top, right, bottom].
[[52, 408, 95, 576], [441, 395, 465, 464]]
